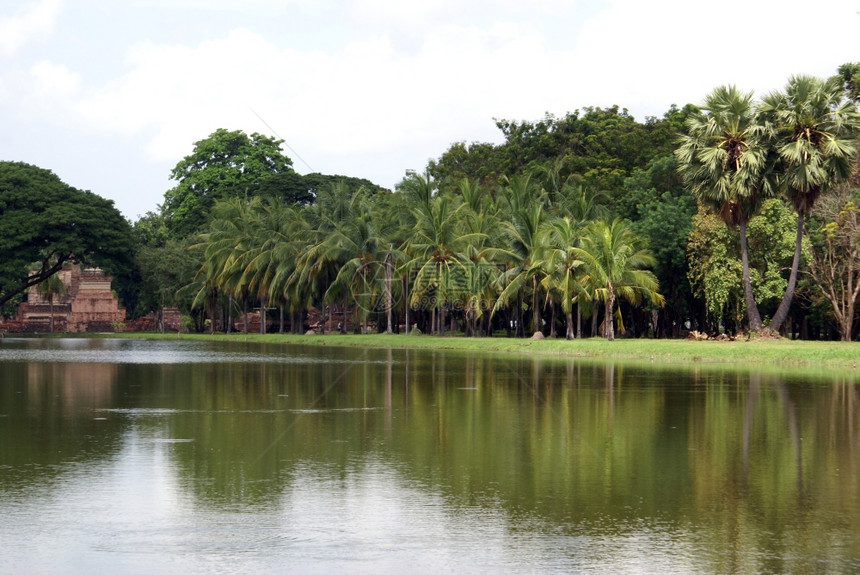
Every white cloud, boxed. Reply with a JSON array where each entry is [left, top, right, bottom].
[[0, 0, 64, 58], [30, 59, 80, 95], [65, 21, 570, 179], [130, 0, 307, 11], [571, 0, 860, 115], [3, 0, 860, 218]]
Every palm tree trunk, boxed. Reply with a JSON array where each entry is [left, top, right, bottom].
[[738, 219, 763, 332], [531, 275, 540, 335], [605, 290, 615, 341], [259, 297, 266, 335], [242, 297, 248, 334], [279, 304, 284, 334], [361, 269, 368, 334], [384, 250, 393, 334], [768, 211, 804, 334], [209, 291, 218, 335], [403, 275, 410, 335], [517, 290, 524, 337], [566, 310, 574, 340]]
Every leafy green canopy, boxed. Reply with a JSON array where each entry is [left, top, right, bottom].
[[428, 105, 694, 194], [161, 128, 295, 237], [0, 161, 134, 309], [160, 128, 383, 238]]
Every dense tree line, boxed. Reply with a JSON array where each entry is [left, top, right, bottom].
[[4, 65, 860, 340], [159, 170, 663, 340], [133, 120, 679, 339]]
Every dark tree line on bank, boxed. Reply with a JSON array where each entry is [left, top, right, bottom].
[[3, 63, 860, 340]]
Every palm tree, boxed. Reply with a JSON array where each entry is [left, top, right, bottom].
[[555, 182, 609, 223], [408, 194, 482, 335], [269, 210, 313, 333], [675, 85, 778, 332], [243, 199, 306, 334], [573, 219, 664, 341], [37, 272, 66, 333], [457, 181, 502, 336], [492, 174, 551, 336], [493, 202, 550, 337], [323, 193, 392, 334], [540, 217, 585, 339], [296, 181, 361, 334], [759, 75, 860, 332], [194, 197, 260, 333]]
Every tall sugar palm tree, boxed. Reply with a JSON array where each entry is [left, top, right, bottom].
[[759, 75, 860, 332], [676, 85, 778, 332], [573, 219, 664, 341]]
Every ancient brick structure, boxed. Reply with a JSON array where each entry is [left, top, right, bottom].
[[11, 265, 126, 333], [127, 307, 182, 332]]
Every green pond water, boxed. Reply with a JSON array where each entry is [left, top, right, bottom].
[[0, 337, 858, 574]]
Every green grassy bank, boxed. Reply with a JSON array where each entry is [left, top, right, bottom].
[[100, 331, 860, 376]]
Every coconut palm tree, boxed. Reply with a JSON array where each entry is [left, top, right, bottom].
[[295, 181, 362, 334], [194, 197, 260, 333], [322, 194, 393, 334], [573, 219, 663, 341], [408, 194, 482, 335], [242, 199, 306, 334], [457, 182, 502, 336], [540, 217, 585, 339], [759, 75, 860, 332], [675, 85, 778, 332], [492, 173, 551, 336], [268, 208, 313, 333], [555, 182, 610, 223], [493, 201, 549, 336]]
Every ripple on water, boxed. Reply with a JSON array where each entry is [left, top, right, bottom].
[[0, 339, 384, 365]]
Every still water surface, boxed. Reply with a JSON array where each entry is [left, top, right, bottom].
[[1, 338, 858, 574]]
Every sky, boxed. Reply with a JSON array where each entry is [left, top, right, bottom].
[[1, 0, 858, 221]]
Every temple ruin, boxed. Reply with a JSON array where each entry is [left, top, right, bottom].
[[8, 265, 126, 333]]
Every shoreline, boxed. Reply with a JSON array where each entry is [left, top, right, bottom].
[[74, 331, 860, 378]]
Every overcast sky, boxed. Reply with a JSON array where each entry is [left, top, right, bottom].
[[1, 0, 858, 220]]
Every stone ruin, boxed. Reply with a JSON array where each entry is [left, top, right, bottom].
[[5, 265, 126, 333]]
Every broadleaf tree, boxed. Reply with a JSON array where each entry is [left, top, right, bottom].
[[161, 128, 295, 237], [0, 161, 133, 310]]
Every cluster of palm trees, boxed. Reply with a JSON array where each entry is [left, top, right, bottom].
[[187, 167, 665, 340], [676, 75, 860, 333]]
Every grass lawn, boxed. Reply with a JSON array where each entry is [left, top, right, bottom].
[[100, 331, 860, 377]]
